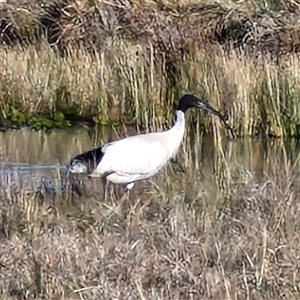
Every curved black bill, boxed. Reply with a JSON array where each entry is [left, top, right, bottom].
[[196, 99, 235, 138]]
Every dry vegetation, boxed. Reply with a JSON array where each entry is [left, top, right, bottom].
[[0, 0, 300, 135], [0, 129, 300, 299], [2, 1, 300, 298]]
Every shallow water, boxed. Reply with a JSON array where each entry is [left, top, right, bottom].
[[1, 126, 300, 300], [0, 126, 300, 202]]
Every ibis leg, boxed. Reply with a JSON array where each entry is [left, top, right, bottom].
[[115, 188, 130, 216], [121, 183, 133, 202], [102, 177, 109, 202], [120, 188, 130, 202], [113, 184, 122, 203]]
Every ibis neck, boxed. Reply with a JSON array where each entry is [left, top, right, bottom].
[[173, 110, 185, 130], [165, 110, 186, 157]]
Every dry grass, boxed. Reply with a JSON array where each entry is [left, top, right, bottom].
[[0, 128, 300, 299], [0, 0, 300, 135], [2, 1, 300, 298]]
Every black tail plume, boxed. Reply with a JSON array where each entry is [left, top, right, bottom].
[[69, 147, 104, 174]]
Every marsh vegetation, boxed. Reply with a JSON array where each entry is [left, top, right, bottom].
[[0, 127, 300, 299], [1, 0, 300, 299], [1, 0, 300, 136]]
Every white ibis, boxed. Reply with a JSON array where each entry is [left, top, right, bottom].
[[68, 94, 234, 200]]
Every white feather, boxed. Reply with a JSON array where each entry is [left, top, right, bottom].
[[92, 111, 186, 185]]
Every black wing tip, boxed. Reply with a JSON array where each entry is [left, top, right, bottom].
[[69, 147, 104, 173]]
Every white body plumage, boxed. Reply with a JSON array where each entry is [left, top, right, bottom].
[[91, 110, 185, 188]]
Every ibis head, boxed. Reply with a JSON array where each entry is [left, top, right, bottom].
[[177, 94, 233, 136]]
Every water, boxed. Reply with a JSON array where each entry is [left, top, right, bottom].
[[1, 126, 300, 299], [0, 126, 300, 202]]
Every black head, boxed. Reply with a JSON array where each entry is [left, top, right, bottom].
[[176, 94, 235, 137], [177, 94, 206, 113]]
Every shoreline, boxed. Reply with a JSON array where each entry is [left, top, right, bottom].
[[0, 0, 300, 136]]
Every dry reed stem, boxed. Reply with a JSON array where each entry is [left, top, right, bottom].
[[0, 0, 299, 136], [0, 164, 300, 299], [0, 129, 300, 299]]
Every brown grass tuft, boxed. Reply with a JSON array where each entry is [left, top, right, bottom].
[[1, 0, 300, 135], [1, 161, 300, 299], [0, 129, 300, 299]]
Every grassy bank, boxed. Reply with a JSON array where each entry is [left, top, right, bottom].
[[1, 0, 300, 136], [1, 136, 300, 299]]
